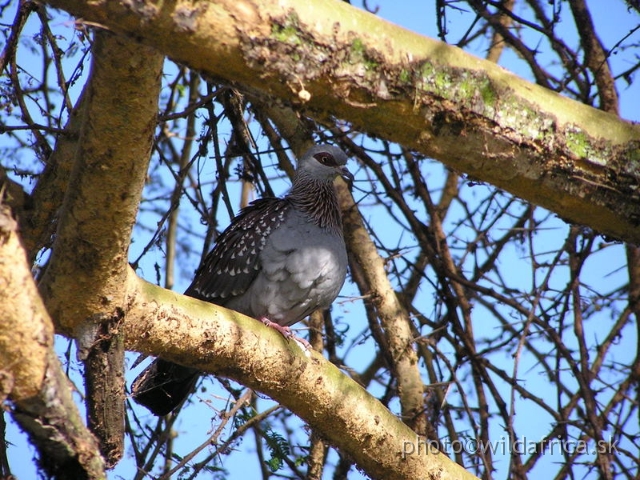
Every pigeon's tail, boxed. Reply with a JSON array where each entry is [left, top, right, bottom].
[[132, 359, 199, 416]]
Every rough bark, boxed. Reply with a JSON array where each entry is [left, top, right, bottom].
[[36, 30, 164, 467], [0, 206, 52, 402], [43, 0, 640, 243], [38, 31, 162, 336], [0, 205, 105, 479]]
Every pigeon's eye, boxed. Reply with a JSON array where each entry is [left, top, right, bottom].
[[314, 152, 336, 166]]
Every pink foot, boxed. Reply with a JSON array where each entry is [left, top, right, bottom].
[[260, 317, 294, 338], [259, 317, 311, 349]]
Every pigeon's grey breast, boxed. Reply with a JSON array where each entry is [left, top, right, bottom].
[[224, 205, 348, 326]]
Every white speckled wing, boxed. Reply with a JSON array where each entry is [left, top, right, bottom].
[[185, 198, 290, 303]]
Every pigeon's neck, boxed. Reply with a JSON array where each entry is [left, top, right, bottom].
[[288, 175, 343, 235]]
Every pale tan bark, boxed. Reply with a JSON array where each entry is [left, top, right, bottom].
[[35, 31, 164, 467], [38, 32, 163, 337], [0, 205, 105, 479], [20, 92, 85, 263], [338, 183, 428, 436], [0, 206, 52, 401], [44, 0, 640, 243]]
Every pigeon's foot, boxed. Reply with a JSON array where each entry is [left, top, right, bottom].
[[259, 317, 311, 350], [260, 317, 293, 338]]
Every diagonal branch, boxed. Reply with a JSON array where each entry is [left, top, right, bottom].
[[122, 267, 479, 480], [43, 0, 640, 243]]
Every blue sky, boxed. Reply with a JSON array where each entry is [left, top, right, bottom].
[[2, 1, 639, 479]]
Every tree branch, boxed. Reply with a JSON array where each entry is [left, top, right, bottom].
[[0, 205, 105, 479], [122, 267, 478, 480], [336, 151, 429, 438], [37, 30, 164, 466], [43, 0, 640, 243]]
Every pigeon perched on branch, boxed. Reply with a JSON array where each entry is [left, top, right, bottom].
[[132, 145, 352, 416]]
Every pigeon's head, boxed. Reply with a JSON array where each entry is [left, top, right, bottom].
[[297, 144, 354, 185]]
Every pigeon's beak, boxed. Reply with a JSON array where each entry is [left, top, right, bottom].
[[338, 166, 354, 188]]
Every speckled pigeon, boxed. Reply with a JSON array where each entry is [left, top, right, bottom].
[[132, 145, 352, 416]]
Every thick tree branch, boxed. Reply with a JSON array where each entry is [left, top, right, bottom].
[[122, 267, 478, 480], [44, 0, 640, 243], [37, 30, 164, 466], [337, 178, 429, 437], [0, 205, 105, 479], [0, 206, 52, 402], [38, 31, 162, 336]]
